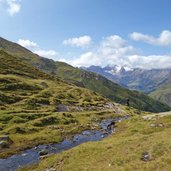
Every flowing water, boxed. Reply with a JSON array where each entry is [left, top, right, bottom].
[[0, 116, 129, 171]]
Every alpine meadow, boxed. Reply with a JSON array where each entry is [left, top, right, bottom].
[[0, 1, 171, 171]]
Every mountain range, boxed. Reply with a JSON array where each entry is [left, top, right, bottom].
[[82, 65, 171, 107], [0, 37, 170, 112]]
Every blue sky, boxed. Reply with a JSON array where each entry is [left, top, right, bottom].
[[1, 0, 171, 69]]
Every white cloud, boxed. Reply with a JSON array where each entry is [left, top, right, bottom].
[[62, 34, 171, 69], [67, 52, 101, 67], [18, 39, 38, 49], [7, 0, 20, 16], [66, 35, 136, 67], [34, 50, 58, 59], [0, 0, 21, 15], [130, 30, 171, 46], [17, 38, 58, 60], [17, 34, 171, 69], [128, 55, 171, 69], [63, 35, 92, 47]]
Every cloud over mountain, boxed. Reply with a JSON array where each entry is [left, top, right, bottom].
[[60, 33, 171, 69], [17, 38, 58, 60], [18, 39, 38, 49]]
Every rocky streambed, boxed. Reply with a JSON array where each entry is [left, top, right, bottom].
[[0, 115, 129, 171]]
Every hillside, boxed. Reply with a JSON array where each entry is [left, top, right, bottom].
[[0, 50, 111, 112], [149, 81, 171, 107], [0, 49, 171, 170], [55, 62, 170, 112], [0, 37, 170, 113], [0, 37, 57, 74], [20, 113, 171, 171], [0, 49, 125, 158]]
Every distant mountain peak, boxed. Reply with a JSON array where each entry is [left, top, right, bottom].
[[84, 65, 133, 76]]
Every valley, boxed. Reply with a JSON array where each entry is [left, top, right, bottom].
[[83, 65, 171, 107], [0, 37, 171, 171], [1, 1, 171, 171]]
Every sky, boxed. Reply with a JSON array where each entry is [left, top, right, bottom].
[[1, 0, 171, 69]]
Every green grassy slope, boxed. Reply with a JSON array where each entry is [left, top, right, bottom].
[[0, 50, 111, 112], [0, 37, 57, 74], [0, 37, 170, 112], [149, 81, 171, 107], [55, 62, 170, 113], [0, 49, 125, 158], [20, 114, 171, 171]]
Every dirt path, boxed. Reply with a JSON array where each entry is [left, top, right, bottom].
[[143, 111, 171, 120]]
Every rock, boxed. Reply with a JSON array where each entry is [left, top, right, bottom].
[[150, 123, 164, 128], [0, 141, 9, 149], [40, 154, 51, 160], [102, 130, 109, 135], [101, 134, 105, 138], [150, 123, 156, 127], [158, 123, 164, 127], [34, 146, 38, 150], [0, 135, 13, 149], [141, 152, 150, 161], [39, 149, 48, 156], [107, 121, 115, 130], [0, 135, 11, 142], [82, 131, 91, 136], [56, 104, 69, 112]]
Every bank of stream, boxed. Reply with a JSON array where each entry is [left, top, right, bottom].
[[0, 115, 130, 171]]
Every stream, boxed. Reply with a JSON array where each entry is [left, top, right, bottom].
[[0, 115, 129, 171]]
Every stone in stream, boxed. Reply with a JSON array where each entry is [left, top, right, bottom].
[[39, 149, 49, 156], [107, 121, 116, 130]]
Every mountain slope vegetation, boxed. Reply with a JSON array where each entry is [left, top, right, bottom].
[[55, 62, 170, 112], [149, 81, 171, 107], [0, 37, 171, 171], [0, 50, 110, 112], [0, 37, 170, 113], [0, 49, 123, 158], [83, 65, 171, 108]]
